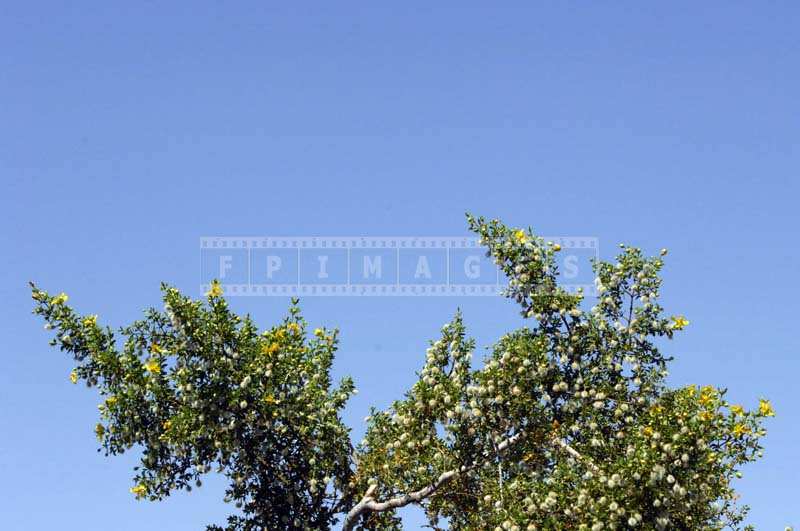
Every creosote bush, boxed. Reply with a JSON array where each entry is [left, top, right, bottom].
[[32, 215, 773, 530]]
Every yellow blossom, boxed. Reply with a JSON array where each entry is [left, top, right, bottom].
[[699, 387, 716, 406], [314, 328, 324, 337], [758, 399, 775, 417], [264, 395, 277, 404], [552, 243, 562, 251], [699, 411, 714, 422], [130, 484, 147, 498], [163, 420, 172, 430], [732, 424, 751, 437], [671, 315, 690, 330], [730, 404, 744, 416], [144, 359, 161, 374], [642, 426, 654, 437], [261, 342, 279, 355], [95, 423, 105, 439], [286, 323, 301, 334], [150, 342, 164, 354], [52, 293, 69, 305], [105, 395, 118, 407], [82, 315, 97, 327], [513, 230, 527, 243], [206, 280, 224, 298], [69, 370, 78, 384]]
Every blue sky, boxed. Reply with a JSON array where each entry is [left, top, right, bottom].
[[1, 2, 798, 529]]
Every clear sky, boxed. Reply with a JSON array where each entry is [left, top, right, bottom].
[[2, 2, 798, 529]]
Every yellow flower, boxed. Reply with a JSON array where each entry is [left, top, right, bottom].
[[130, 484, 147, 498], [314, 328, 324, 337], [513, 229, 528, 243], [758, 399, 775, 417], [106, 395, 118, 407], [69, 370, 78, 384], [52, 293, 69, 305], [642, 426, 654, 437], [286, 323, 301, 334], [162, 420, 172, 430], [685, 384, 697, 396], [82, 315, 97, 327], [150, 342, 164, 354], [95, 423, 105, 439], [144, 359, 161, 374], [552, 243, 562, 252], [671, 315, 690, 330], [732, 424, 751, 437], [261, 342, 279, 356], [264, 394, 277, 404], [699, 411, 714, 422], [730, 404, 744, 417], [522, 452, 535, 462], [699, 387, 716, 406], [206, 280, 224, 298]]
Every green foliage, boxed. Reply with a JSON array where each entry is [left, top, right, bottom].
[[32, 283, 355, 530], [351, 215, 771, 530], [31, 215, 774, 530]]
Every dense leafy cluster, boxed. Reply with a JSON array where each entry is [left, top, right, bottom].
[[32, 283, 355, 530], [351, 216, 772, 530], [31, 215, 774, 530]]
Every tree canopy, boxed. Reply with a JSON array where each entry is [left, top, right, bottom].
[[31, 215, 774, 530]]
